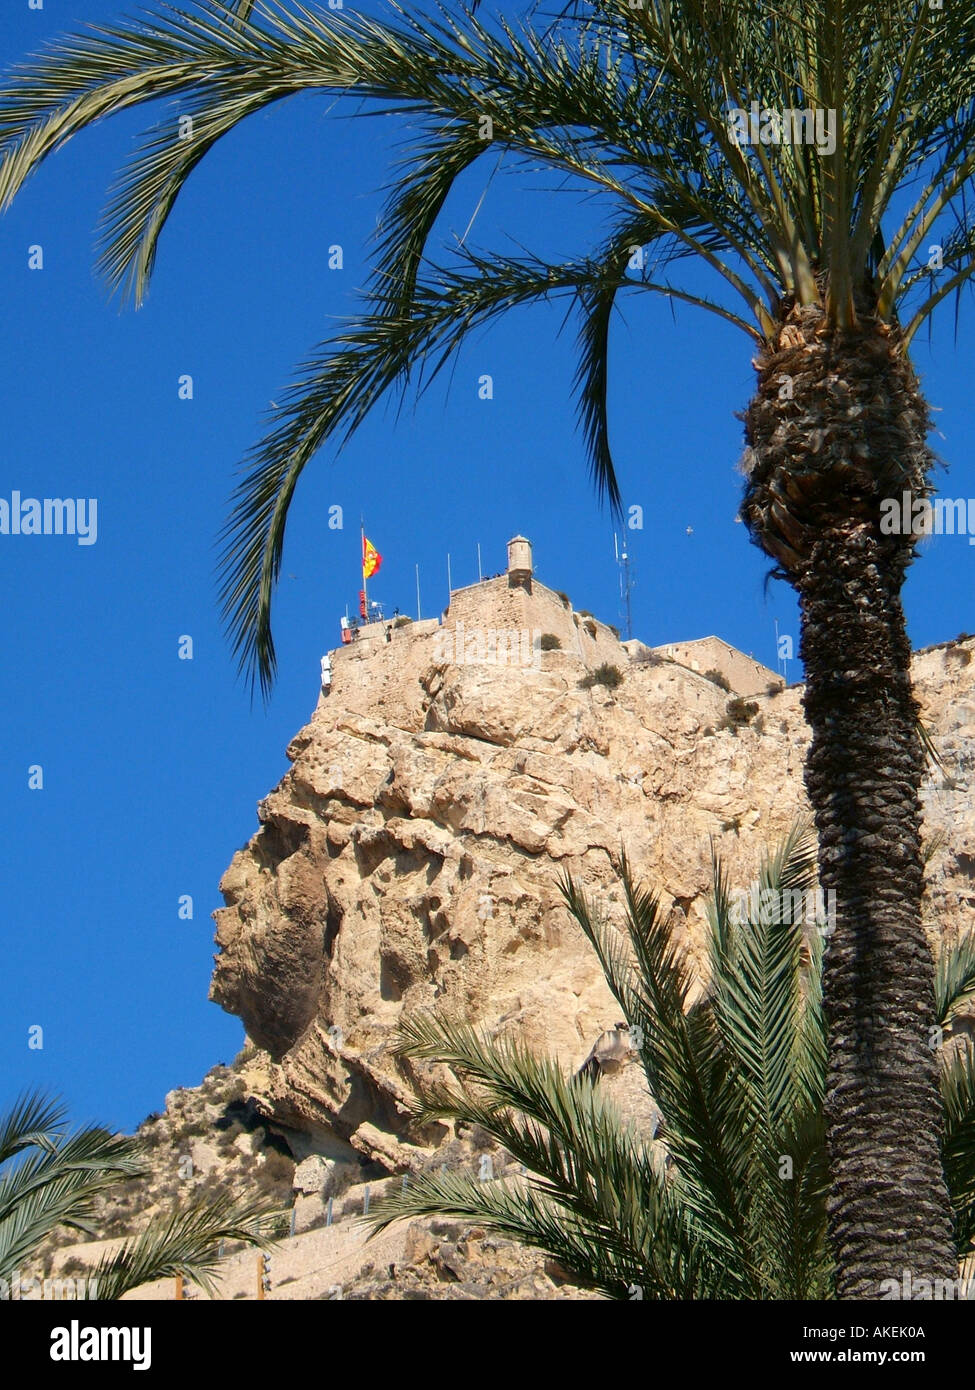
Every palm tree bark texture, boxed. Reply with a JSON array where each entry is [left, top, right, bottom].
[[742, 300, 956, 1296]]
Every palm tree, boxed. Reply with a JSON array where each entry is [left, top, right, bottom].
[[0, 1092, 275, 1298], [368, 826, 975, 1300], [0, 0, 972, 1292]]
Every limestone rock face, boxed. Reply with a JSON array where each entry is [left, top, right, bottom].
[[209, 589, 975, 1168]]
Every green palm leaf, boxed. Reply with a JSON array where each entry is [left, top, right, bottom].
[[381, 1009, 735, 1297], [706, 819, 822, 1129], [88, 1189, 277, 1300], [936, 932, 975, 1031], [0, 1091, 65, 1165], [369, 1163, 706, 1299], [940, 1042, 975, 1254], [0, 1103, 145, 1274], [562, 865, 760, 1286], [0, 1090, 276, 1296], [374, 829, 854, 1298]]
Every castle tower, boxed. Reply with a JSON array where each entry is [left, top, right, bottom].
[[507, 535, 533, 593]]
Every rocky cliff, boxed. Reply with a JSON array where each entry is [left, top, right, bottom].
[[209, 573, 975, 1179]]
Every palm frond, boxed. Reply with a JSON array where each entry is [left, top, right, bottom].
[[217, 243, 721, 694], [345, 803, 975, 1297], [940, 1043, 975, 1254], [703, 820, 829, 1295], [707, 819, 823, 1129], [936, 932, 975, 1031], [230, 0, 258, 23], [744, 1110, 832, 1299], [5, 0, 975, 694], [0, 1090, 273, 1295], [0, 1117, 145, 1274], [380, 824, 846, 1298], [392, 1011, 686, 1265], [387, 1009, 738, 1297], [87, 1189, 277, 1300], [918, 715, 952, 783], [369, 1164, 708, 1299], [0, 1091, 65, 1166], [560, 862, 761, 1287]]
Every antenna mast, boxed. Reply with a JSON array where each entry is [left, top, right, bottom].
[[614, 532, 634, 640], [775, 618, 789, 685]]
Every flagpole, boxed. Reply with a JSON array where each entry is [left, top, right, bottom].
[[361, 518, 367, 619], [416, 564, 421, 621]]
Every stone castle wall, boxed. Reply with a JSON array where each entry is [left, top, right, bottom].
[[444, 576, 623, 668], [654, 636, 782, 698], [327, 548, 779, 696]]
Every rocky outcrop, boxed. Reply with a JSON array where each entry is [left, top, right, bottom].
[[209, 578, 975, 1171], [36, 1055, 596, 1302]]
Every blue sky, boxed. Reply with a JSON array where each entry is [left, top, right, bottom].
[[2, 0, 974, 1135]]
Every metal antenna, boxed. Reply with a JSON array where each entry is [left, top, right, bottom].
[[775, 618, 789, 684], [614, 532, 634, 640]]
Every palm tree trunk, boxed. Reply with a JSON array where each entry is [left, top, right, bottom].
[[741, 304, 957, 1297], [798, 523, 955, 1296]]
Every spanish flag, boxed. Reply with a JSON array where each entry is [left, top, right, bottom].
[[362, 536, 382, 579]]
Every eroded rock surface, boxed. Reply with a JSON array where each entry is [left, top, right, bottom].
[[210, 579, 975, 1169]]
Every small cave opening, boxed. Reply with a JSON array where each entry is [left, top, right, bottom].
[[323, 894, 343, 959], [255, 817, 309, 871], [955, 851, 975, 878], [379, 956, 405, 1002]]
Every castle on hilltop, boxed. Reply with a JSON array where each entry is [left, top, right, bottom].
[[323, 535, 782, 699]]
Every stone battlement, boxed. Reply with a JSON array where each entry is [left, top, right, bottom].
[[329, 535, 782, 697]]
